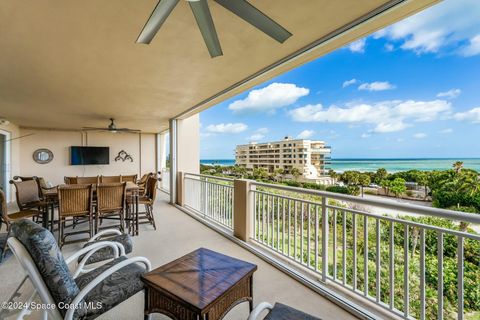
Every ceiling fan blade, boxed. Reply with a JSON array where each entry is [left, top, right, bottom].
[[136, 0, 180, 44], [81, 127, 108, 131], [214, 0, 292, 43], [189, 0, 223, 58], [116, 128, 141, 132]]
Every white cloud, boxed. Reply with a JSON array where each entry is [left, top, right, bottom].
[[358, 81, 395, 91], [342, 79, 357, 88], [255, 127, 269, 135], [348, 38, 366, 53], [439, 128, 453, 134], [384, 43, 395, 52], [248, 134, 265, 141], [413, 133, 427, 139], [228, 83, 309, 113], [374, 0, 480, 56], [454, 107, 480, 123], [361, 133, 371, 138], [289, 99, 451, 133], [460, 34, 480, 56], [297, 130, 315, 139], [206, 123, 247, 134], [437, 89, 461, 99], [247, 128, 269, 141]]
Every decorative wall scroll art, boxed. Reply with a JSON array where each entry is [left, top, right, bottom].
[[115, 150, 133, 162]]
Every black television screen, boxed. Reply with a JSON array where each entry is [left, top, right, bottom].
[[70, 146, 109, 165]]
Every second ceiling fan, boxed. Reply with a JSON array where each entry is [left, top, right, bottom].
[[136, 0, 292, 58]]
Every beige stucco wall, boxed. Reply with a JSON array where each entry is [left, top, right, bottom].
[[18, 128, 157, 186], [176, 114, 200, 174], [0, 122, 21, 201]]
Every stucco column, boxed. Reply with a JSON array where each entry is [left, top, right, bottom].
[[233, 179, 255, 241], [170, 114, 200, 205], [176, 171, 185, 206], [176, 114, 200, 174], [157, 131, 168, 173]]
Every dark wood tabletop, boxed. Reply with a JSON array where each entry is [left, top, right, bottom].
[[142, 247, 257, 320]]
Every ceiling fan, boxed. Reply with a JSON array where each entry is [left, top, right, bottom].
[[136, 0, 292, 58], [82, 118, 141, 133]]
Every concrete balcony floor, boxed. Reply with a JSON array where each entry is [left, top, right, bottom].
[[0, 192, 356, 320]]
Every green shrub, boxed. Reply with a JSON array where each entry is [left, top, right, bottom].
[[326, 185, 350, 194]]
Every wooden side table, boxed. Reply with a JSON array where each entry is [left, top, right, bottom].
[[142, 248, 257, 320]]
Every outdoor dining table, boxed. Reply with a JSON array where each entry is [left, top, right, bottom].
[[42, 181, 141, 236]]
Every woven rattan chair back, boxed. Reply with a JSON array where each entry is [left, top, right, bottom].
[[58, 184, 93, 217], [121, 174, 137, 183], [96, 183, 127, 214], [76, 176, 99, 185], [0, 189, 8, 225], [100, 175, 121, 183], [64, 176, 77, 184], [138, 173, 151, 185], [145, 177, 158, 202], [10, 180, 41, 210]]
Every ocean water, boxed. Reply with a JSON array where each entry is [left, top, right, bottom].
[[200, 158, 480, 172]]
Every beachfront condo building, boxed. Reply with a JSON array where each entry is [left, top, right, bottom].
[[235, 136, 331, 180]]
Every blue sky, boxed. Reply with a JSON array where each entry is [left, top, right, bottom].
[[200, 0, 480, 159]]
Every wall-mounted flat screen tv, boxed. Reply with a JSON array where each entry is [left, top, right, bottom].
[[70, 146, 109, 165]]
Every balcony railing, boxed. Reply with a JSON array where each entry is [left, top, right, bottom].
[[160, 168, 170, 193], [180, 173, 480, 320], [183, 173, 234, 230]]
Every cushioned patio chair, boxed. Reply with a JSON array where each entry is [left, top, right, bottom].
[[128, 176, 157, 230], [57, 184, 95, 247], [7, 219, 151, 320], [95, 182, 127, 233], [76, 176, 100, 185], [248, 302, 321, 320], [0, 189, 41, 262], [121, 174, 137, 183], [100, 175, 122, 183]]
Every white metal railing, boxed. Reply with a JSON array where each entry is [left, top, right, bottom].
[[250, 181, 480, 320], [160, 168, 170, 192], [183, 173, 234, 230]]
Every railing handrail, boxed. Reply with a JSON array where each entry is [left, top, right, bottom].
[[250, 180, 480, 225], [185, 172, 234, 182]]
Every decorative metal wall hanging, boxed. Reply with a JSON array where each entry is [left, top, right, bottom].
[[115, 150, 133, 162]]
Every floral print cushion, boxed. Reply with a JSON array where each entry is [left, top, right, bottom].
[[74, 256, 146, 319], [11, 219, 80, 316], [79, 233, 133, 265], [265, 303, 322, 320]]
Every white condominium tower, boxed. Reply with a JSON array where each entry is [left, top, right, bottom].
[[235, 136, 331, 180]]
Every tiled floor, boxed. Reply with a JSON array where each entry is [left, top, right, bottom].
[[0, 192, 357, 320]]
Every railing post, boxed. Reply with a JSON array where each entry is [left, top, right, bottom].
[[322, 195, 329, 282], [176, 171, 185, 206], [233, 179, 254, 241]]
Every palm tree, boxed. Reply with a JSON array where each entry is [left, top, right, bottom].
[[458, 173, 480, 196], [358, 174, 371, 197], [274, 168, 285, 182], [328, 169, 338, 181], [290, 167, 301, 181], [453, 161, 464, 174]]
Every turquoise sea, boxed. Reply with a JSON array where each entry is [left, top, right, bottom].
[[200, 158, 480, 173]]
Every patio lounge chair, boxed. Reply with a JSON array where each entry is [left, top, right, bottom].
[[7, 219, 151, 320], [249, 302, 322, 320]]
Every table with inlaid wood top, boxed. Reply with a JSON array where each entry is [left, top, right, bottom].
[[142, 248, 258, 320]]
